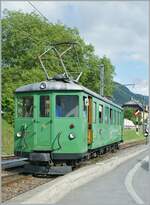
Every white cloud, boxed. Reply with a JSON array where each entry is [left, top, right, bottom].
[[130, 79, 148, 96], [130, 53, 146, 62], [2, 1, 148, 64], [71, 1, 149, 64]]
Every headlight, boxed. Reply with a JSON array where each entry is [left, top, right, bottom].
[[40, 82, 46, 89], [144, 132, 148, 136], [68, 133, 75, 140], [16, 132, 22, 137]]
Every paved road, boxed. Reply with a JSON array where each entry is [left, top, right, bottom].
[[132, 155, 149, 204], [56, 149, 149, 205]]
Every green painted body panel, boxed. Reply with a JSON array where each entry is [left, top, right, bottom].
[[88, 98, 123, 150], [14, 90, 123, 156]]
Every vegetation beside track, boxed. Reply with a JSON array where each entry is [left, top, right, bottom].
[[123, 128, 144, 142], [2, 119, 14, 155]]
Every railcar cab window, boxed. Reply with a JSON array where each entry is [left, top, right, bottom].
[[17, 96, 33, 117], [99, 105, 103, 123], [40, 96, 50, 117], [56, 95, 79, 117]]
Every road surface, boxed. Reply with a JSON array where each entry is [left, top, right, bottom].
[[56, 148, 149, 205]]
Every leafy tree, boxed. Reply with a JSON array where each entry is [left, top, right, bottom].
[[100, 56, 115, 96], [124, 108, 134, 121], [2, 10, 115, 124], [124, 108, 141, 125]]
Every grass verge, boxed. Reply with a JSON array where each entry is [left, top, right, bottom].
[[2, 119, 14, 155], [123, 128, 144, 142]]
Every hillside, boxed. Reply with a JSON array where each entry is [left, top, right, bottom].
[[112, 82, 149, 106]]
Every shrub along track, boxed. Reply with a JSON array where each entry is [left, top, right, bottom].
[[1, 139, 146, 202]]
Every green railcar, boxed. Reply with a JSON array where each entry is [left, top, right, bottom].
[[14, 76, 123, 174]]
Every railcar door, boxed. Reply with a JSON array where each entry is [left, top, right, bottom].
[[36, 94, 51, 148], [88, 96, 93, 144], [15, 95, 35, 153]]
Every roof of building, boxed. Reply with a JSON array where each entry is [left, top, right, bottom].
[[122, 99, 143, 110]]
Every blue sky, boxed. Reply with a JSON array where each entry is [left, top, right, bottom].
[[2, 1, 149, 95]]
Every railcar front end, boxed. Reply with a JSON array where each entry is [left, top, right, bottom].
[[14, 83, 88, 170]]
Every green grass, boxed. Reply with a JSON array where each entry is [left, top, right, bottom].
[[123, 128, 144, 142], [2, 119, 14, 155]]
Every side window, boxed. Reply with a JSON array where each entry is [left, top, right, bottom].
[[93, 102, 96, 123], [99, 105, 103, 123], [40, 96, 50, 117], [116, 111, 119, 125], [115, 111, 117, 125], [113, 110, 115, 124], [120, 112, 122, 125], [118, 112, 120, 125], [110, 108, 113, 124], [113, 110, 116, 125], [105, 106, 109, 124]]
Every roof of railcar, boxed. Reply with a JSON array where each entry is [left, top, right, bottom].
[[15, 80, 123, 110]]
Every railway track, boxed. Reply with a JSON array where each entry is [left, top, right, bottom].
[[119, 139, 146, 149], [2, 155, 18, 160], [1, 140, 146, 202], [1, 156, 28, 169], [2, 169, 25, 186]]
